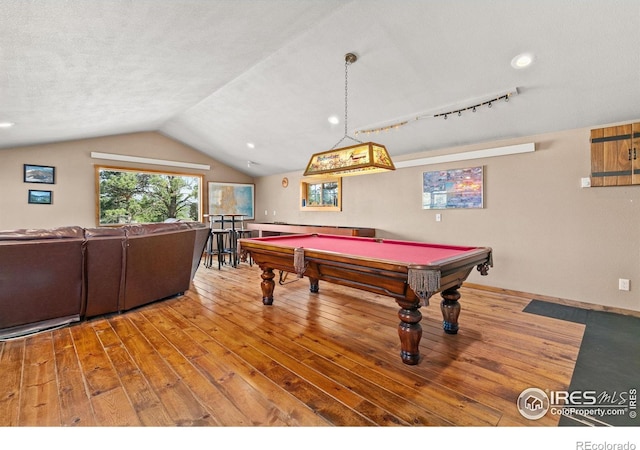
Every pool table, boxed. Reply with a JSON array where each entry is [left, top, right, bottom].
[[238, 233, 492, 365]]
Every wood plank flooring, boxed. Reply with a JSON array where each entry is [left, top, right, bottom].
[[0, 260, 586, 427]]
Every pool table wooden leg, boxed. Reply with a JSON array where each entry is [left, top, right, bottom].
[[308, 277, 319, 293], [440, 287, 461, 334], [260, 267, 275, 305], [396, 300, 422, 365]]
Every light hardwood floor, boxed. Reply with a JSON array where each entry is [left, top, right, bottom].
[[0, 261, 585, 427]]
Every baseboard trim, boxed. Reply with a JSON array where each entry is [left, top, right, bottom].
[[463, 283, 640, 319]]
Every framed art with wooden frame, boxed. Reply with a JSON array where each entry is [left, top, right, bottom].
[[207, 182, 255, 220], [28, 189, 52, 204], [24, 164, 55, 184]]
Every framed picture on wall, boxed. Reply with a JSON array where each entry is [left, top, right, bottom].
[[24, 164, 55, 184], [28, 189, 52, 204], [422, 166, 484, 209], [208, 182, 255, 220]]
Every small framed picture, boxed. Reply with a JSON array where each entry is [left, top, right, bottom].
[[24, 164, 55, 184], [28, 190, 53, 205]]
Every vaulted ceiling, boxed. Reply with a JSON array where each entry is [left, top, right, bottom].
[[2, 0, 639, 177]]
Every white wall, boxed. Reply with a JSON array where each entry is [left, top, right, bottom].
[[254, 123, 640, 313]]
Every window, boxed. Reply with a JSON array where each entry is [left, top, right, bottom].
[[300, 177, 342, 211], [96, 165, 203, 225]]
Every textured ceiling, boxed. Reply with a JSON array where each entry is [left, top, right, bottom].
[[1, 0, 639, 177]]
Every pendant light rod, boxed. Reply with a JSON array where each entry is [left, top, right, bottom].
[[332, 52, 362, 149]]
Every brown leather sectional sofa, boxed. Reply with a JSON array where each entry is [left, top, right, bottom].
[[0, 222, 209, 339]]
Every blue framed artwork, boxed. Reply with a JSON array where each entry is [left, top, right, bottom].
[[208, 182, 255, 220], [422, 166, 483, 209]]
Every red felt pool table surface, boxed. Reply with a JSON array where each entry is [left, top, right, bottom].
[[249, 233, 478, 266]]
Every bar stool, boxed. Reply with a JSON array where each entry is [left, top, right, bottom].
[[210, 229, 231, 269], [203, 214, 233, 270], [222, 227, 238, 267], [221, 214, 245, 268]]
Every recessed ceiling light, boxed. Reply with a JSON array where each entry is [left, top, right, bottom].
[[0, 122, 15, 128], [246, 142, 255, 149], [511, 53, 534, 69], [328, 115, 340, 125]]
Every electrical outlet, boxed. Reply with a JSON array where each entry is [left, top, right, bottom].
[[619, 278, 630, 291]]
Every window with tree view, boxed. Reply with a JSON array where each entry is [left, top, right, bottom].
[[300, 176, 341, 211], [96, 166, 202, 225], [307, 181, 338, 206]]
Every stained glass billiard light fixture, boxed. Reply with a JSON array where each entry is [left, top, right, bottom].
[[303, 52, 395, 177]]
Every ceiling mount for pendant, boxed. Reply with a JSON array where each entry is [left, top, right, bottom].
[[345, 52, 357, 65]]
